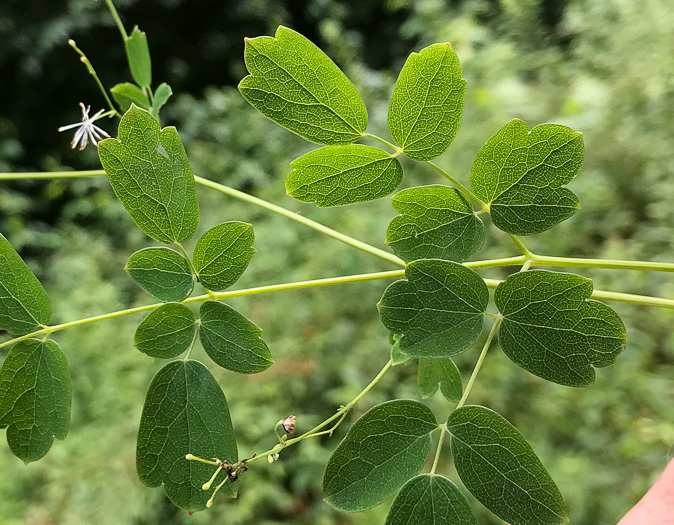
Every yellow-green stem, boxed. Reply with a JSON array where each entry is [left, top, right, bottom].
[[430, 424, 447, 476], [104, 0, 128, 39]]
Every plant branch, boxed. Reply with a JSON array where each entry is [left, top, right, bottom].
[[424, 160, 487, 209], [104, 0, 128, 40], [430, 424, 447, 476], [68, 40, 120, 117], [456, 316, 502, 409]]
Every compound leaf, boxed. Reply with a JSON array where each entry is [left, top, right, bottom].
[[495, 270, 626, 387], [388, 43, 466, 161], [136, 360, 238, 511], [418, 358, 462, 402], [0, 339, 71, 463], [387, 185, 484, 262], [111, 82, 151, 113], [0, 233, 52, 335], [470, 119, 584, 235], [378, 260, 488, 358], [98, 105, 200, 243], [192, 222, 255, 291], [448, 405, 568, 525], [126, 247, 194, 302], [385, 474, 476, 525], [199, 301, 273, 374], [134, 303, 197, 359], [125, 26, 152, 87], [323, 399, 437, 512], [286, 145, 403, 207], [239, 25, 368, 145]]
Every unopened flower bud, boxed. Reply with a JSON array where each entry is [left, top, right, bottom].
[[282, 415, 296, 434]]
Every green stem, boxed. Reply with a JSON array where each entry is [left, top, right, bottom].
[[456, 317, 502, 409], [174, 241, 199, 279], [465, 255, 526, 269], [183, 322, 200, 361], [193, 176, 406, 268], [424, 160, 487, 209], [508, 234, 533, 257], [360, 132, 402, 154], [0, 171, 105, 181], [0, 270, 406, 351], [244, 358, 394, 465], [532, 254, 674, 273], [430, 424, 447, 476], [68, 40, 120, 117], [104, 0, 128, 40]]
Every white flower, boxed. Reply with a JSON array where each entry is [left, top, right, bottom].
[[58, 103, 111, 150]]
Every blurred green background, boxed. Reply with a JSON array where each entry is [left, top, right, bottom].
[[1, 0, 674, 523]]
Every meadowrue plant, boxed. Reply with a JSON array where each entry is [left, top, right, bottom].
[[1, 2, 673, 523]]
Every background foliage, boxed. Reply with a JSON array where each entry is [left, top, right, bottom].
[[1, 0, 674, 523]]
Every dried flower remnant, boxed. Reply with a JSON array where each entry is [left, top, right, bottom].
[[58, 102, 110, 150]]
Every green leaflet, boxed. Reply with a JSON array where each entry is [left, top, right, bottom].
[[286, 145, 403, 207], [378, 259, 488, 358], [151, 82, 173, 117], [387, 185, 484, 262], [125, 26, 152, 87], [136, 360, 238, 511], [111, 82, 151, 113], [385, 474, 476, 525], [199, 301, 273, 374], [134, 303, 197, 359], [98, 105, 200, 244], [391, 339, 413, 366], [323, 399, 437, 512], [192, 222, 256, 291], [448, 406, 568, 525], [417, 358, 462, 402], [126, 247, 194, 302], [388, 43, 466, 161], [470, 119, 584, 235], [0, 233, 52, 335], [239, 26, 368, 145], [0, 339, 71, 463], [495, 270, 626, 387]]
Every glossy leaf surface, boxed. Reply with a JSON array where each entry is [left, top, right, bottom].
[[134, 303, 196, 359], [385, 474, 476, 525], [378, 260, 488, 358], [323, 399, 437, 511], [286, 145, 403, 207], [470, 119, 583, 235], [495, 270, 626, 386], [98, 105, 200, 243], [199, 301, 273, 374], [448, 406, 567, 525], [387, 185, 484, 262], [192, 222, 255, 291], [136, 360, 238, 511], [0, 233, 52, 335], [126, 247, 194, 302], [388, 43, 466, 161], [0, 339, 71, 462], [239, 26, 368, 145]]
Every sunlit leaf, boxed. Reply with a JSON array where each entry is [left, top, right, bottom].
[[378, 259, 488, 358], [495, 270, 626, 386], [385, 474, 476, 525], [0, 233, 52, 335], [387, 185, 484, 262], [239, 26, 368, 145], [125, 26, 152, 88], [286, 145, 403, 207], [111, 82, 151, 113], [151, 82, 173, 117], [136, 360, 238, 511], [192, 222, 255, 291], [126, 247, 194, 302], [388, 43, 466, 161], [418, 358, 462, 402], [0, 339, 71, 463], [470, 119, 583, 235], [448, 405, 568, 525], [323, 399, 437, 512], [134, 303, 197, 359], [199, 301, 273, 374], [98, 105, 200, 243]]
